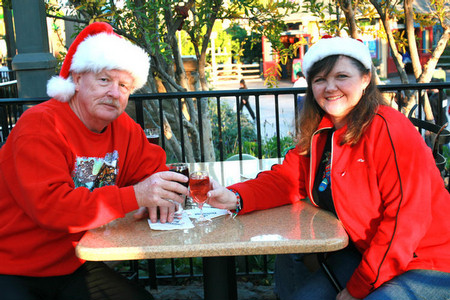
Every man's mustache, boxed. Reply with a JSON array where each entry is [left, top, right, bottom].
[[99, 98, 120, 108]]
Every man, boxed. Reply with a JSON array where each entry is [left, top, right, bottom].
[[293, 71, 307, 111], [0, 22, 187, 300]]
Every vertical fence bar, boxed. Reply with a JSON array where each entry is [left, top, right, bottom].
[[197, 96, 205, 162], [274, 94, 281, 157], [245, 256, 250, 274], [216, 97, 224, 161], [178, 97, 186, 162], [0, 104, 7, 141], [235, 95, 242, 159], [294, 93, 300, 139], [135, 99, 144, 128], [147, 259, 158, 290], [189, 258, 194, 278], [171, 258, 176, 283], [255, 95, 262, 159], [437, 88, 445, 126], [418, 89, 424, 121], [158, 98, 165, 150], [263, 255, 268, 274]]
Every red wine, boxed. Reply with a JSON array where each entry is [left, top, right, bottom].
[[190, 177, 210, 203], [146, 135, 159, 145], [145, 128, 159, 145], [168, 164, 189, 188]]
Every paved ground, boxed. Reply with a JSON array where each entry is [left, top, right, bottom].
[[212, 71, 450, 138], [150, 281, 277, 300], [213, 78, 298, 139]]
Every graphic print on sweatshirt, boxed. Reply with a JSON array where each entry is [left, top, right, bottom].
[[72, 150, 119, 191]]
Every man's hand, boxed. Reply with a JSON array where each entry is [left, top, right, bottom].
[[206, 178, 239, 211], [134, 171, 188, 223], [336, 288, 359, 300]]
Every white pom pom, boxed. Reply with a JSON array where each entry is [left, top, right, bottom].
[[46, 76, 76, 102]]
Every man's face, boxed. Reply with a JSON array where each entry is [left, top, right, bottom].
[[70, 69, 134, 133]]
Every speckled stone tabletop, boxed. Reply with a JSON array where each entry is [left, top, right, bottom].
[[76, 199, 348, 261], [76, 159, 348, 261]]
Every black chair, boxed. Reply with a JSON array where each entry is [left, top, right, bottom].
[[408, 104, 450, 174], [317, 252, 343, 292]]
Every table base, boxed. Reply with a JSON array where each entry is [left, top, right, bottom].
[[203, 256, 237, 300]]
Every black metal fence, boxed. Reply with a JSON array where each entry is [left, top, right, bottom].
[[1, 80, 449, 288], [1, 81, 449, 156]]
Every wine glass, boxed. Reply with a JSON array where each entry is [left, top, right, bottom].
[[167, 163, 189, 214], [189, 170, 211, 224], [144, 128, 160, 145]]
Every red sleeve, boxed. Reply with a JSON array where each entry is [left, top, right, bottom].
[[228, 147, 308, 214]]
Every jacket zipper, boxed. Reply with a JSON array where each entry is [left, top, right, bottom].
[[308, 128, 348, 234], [308, 127, 330, 207]]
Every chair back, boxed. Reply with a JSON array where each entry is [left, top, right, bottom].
[[408, 104, 450, 172]]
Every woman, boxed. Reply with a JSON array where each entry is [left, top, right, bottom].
[[207, 36, 450, 300], [238, 79, 256, 120]]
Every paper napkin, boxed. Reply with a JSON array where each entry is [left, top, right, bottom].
[[148, 212, 194, 230], [185, 206, 229, 220]]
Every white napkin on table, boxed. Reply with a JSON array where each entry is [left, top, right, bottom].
[[147, 206, 229, 230], [185, 205, 229, 220], [148, 212, 194, 230]]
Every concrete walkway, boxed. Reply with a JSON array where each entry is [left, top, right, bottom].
[[211, 70, 449, 139], [150, 281, 277, 300]]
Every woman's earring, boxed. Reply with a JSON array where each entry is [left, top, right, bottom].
[[362, 88, 366, 95]]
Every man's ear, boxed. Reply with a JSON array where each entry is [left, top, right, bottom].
[[71, 72, 81, 91]]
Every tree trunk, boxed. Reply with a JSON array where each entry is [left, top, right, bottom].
[[339, 0, 359, 38], [404, 0, 422, 79], [417, 28, 450, 83]]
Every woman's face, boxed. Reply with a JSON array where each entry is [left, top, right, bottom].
[[311, 56, 370, 128]]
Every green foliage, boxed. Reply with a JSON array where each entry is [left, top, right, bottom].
[[209, 100, 295, 159], [302, 0, 343, 35], [235, 255, 276, 275], [264, 39, 306, 88], [115, 255, 276, 285], [211, 22, 234, 64], [241, 135, 295, 159], [443, 145, 450, 170], [226, 23, 262, 64], [209, 99, 257, 159], [155, 257, 203, 275]]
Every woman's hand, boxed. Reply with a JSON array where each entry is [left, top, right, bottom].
[[134, 171, 188, 223], [207, 178, 239, 211], [336, 288, 359, 300]]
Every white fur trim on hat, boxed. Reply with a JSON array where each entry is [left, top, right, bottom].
[[302, 37, 372, 79], [46, 75, 75, 103]]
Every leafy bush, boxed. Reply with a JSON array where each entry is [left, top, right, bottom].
[[209, 100, 257, 159], [209, 100, 296, 160]]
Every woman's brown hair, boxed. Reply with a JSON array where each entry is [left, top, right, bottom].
[[296, 55, 385, 153]]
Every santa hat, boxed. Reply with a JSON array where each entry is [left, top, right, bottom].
[[47, 22, 150, 102], [302, 36, 372, 79]]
